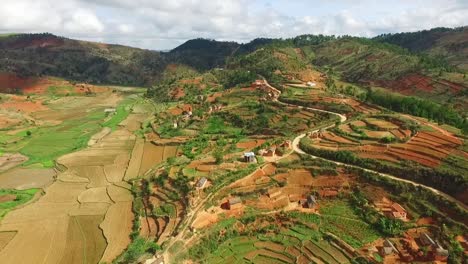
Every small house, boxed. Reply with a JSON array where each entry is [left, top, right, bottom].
[[251, 80, 265, 88], [420, 233, 436, 247], [104, 108, 116, 114], [306, 195, 317, 208], [434, 246, 449, 261], [381, 239, 397, 256], [197, 177, 208, 189], [228, 197, 242, 210], [243, 152, 256, 163], [306, 81, 316, 87], [390, 203, 407, 220], [281, 140, 292, 149], [264, 146, 276, 157]]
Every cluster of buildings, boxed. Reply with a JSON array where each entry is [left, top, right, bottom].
[[376, 233, 449, 262], [207, 104, 223, 114], [374, 198, 408, 221], [257, 140, 291, 158], [251, 80, 280, 100]]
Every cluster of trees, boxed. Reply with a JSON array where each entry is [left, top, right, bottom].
[[214, 69, 257, 89], [366, 89, 467, 133], [346, 166, 468, 227], [350, 190, 404, 236]]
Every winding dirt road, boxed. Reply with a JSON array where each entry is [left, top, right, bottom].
[[263, 79, 467, 210], [162, 79, 466, 262]]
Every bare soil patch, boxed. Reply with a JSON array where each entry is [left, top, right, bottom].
[[0, 153, 28, 173], [124, 138, 144, 180], [0, 167, 55, 190], [0, 195, 16, 203], [0, 232, 16, 251], [100, 201, 134, 263]]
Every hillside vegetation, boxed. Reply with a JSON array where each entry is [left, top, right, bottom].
[[375, 27, 468, 70]]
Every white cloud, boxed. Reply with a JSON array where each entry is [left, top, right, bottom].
[[64, 9, 105, 34], [0, 0, 467, 50]]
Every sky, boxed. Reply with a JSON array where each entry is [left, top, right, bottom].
[[1, 0, 467, 50]]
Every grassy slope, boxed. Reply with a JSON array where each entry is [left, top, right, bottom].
[[0, 189, 39, 219], [374, 27, 468, 70]]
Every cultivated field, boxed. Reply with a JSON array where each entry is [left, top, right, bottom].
[[312, 115, 464, 168], [0, 86, 155, 263]]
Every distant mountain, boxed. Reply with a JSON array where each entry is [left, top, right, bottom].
[[0, 27, 466, 99], [0, 34, 275, 86], [0, 33, 167, 86], [167, 38, 240, 70], [374, 27, 468, 70], [167, 38, 275, 70]]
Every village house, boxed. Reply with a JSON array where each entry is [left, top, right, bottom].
[[380, 239, 398, 256], [243, 152, 256, 163], [434, 244, 449, 261], [227, 197, 242, 210], [104, 108, 116, 114], [375, 198, 408, 221], [306, 81, 316, 87], [420, 233, 436, 247], [390, 203, 407, 220], [280, 140, 292, 149], [196, 177, 207, 189], [305, 195, 317, 209], [251, 80, 265, 88], [265, 146, 276, 157]]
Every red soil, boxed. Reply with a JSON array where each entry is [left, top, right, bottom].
[[416, 217, 436, 226], [0, 98, 48, 113], [0, 73, 47, 93], [6, 36, 64, 49], [236, 139, 266, 149], [377, 73, 463, 95], [378, 74, 434, 94], [170, 87, 185, 99], [207, 92, 222, 103]]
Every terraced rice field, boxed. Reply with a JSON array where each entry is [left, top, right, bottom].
[[313, 116, 463, 168], [139, 143, 178, 175], [204, 234, 352, 264], [140, 183, 186, 243]]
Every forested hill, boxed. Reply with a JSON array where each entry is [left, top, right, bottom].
[[0, 33, 167, 86], [374, 27, 468, 70], [0, 34, 273, 86], [0, 28, 467, 93]]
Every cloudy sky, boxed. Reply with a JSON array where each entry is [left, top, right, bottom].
[[1, 0, 467, 50]]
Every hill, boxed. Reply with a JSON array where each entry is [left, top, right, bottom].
[[375, 27, 468, 70], [0, 33, 169, 86]]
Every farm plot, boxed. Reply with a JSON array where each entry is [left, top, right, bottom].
[[144, 182, 186, 244], [201, 231, 352, 264], [364, 118, 399, 130], [312, 115, 463, 168], [139, 143, 178, 175], [99, 201, 134, 263], [59, 215, 107, 264], [0, 232, 16, 251], [0, 105, 138, 263], [0, 167, 55, 190]]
